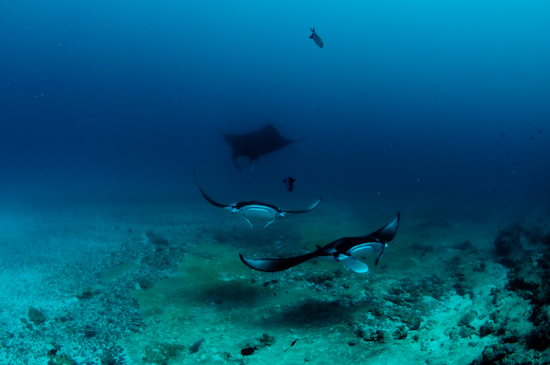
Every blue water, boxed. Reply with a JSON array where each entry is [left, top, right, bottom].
[[1, 1, 549, 219]]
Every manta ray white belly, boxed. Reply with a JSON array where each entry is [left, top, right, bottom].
[[350, 243, 384, 258], [332, 243, 386, 273], [240, 206, 279, 228]]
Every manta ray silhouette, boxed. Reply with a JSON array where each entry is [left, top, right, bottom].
[[222, 124, 301, 171]]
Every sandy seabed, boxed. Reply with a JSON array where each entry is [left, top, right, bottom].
[[0, 200, 549, 365]]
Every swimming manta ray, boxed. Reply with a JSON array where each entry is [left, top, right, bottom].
[[193, 169, 321, 228], [240, 213, 400, 272], [222, 124, 301, 171]]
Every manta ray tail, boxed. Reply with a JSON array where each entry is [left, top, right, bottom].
[[239, 251, 320, 272]]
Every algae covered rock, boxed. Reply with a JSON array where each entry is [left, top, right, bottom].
[[146, 231, 169, 245], [393, 325, 408, 340], [526, 307, 550, 351], [28, 306, 46, 325], [406, 316, 422, 331], [458, 309, 478, 327], [259, 333, 275, 347], [47, 351, 76, 365], [481, 343, 515, 363], [76, 287, 100, 300], [479, 320, 497, 338], [189, 338, 204, 354], [54, 353, 76, 365], [493, 223, 524, 265]]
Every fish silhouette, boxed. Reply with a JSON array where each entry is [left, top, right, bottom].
[[283, 172, 296, 192], [309, 27, 323, 48]]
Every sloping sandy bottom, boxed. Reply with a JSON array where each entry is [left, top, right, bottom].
[[0, 201, 548, 364], [120, 217, 527, 365]]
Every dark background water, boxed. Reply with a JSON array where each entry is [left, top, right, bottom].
[[1, 1, 549, 220]]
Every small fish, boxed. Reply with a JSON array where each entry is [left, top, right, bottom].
[[283, 172, 296, 192], [284, 339, 298, 352], [309, 27, 323, 48], [241, 346, 258, 356]]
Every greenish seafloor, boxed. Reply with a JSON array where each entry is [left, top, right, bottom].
[[1, 202, 548, 364], [119, 208, 540, 365]]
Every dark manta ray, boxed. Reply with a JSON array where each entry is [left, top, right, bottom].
[[240, 213, 400, 272], [222, 124, 301, 171], [193, 169, 321, 228]]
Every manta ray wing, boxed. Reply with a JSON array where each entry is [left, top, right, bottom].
[[366, 212, 400, 242], [239, 251, 320, 272], [193, 168, 231, 209], [282, 196, 322, 214]]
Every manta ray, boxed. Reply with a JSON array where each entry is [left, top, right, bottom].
[[240, 213, 400, 272], [193, 169, 321, 228], [222, 124, 301, 171]]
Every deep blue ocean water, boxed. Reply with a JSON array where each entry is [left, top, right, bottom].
[[1, 0, 549, 220]]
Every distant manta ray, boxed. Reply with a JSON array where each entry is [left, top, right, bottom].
[[240, 213, 400, 272], [222, 124, 302, 171]]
